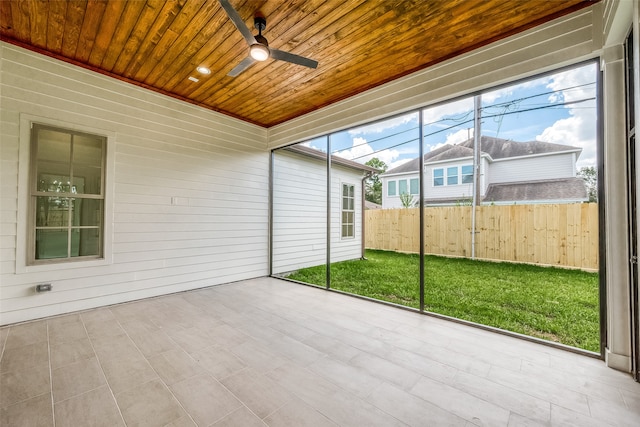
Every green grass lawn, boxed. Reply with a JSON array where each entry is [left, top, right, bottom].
[[285, 249, 600, 352]]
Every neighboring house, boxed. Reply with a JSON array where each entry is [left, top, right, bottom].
[[381, 136, 588, 208], [271, 144, 377, 275]]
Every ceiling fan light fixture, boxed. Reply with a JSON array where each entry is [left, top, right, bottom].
[[250, 43, 270, 61]]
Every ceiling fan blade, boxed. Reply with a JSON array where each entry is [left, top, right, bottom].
[[271, 49, 318, 69], [228, 56, 256, 77], [218, 0, 256, 46]]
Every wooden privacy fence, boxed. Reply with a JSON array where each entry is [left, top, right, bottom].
[[365, 203, 599, 271]]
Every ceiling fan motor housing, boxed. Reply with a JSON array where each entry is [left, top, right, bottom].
[[254, 16, 266, 33], [255, 34, 269, 47]]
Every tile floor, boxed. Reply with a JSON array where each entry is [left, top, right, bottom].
[[1, 277, 639, 427]]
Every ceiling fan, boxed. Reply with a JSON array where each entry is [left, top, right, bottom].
[[219, 0, 318, 77]]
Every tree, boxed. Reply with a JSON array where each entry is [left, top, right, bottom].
[[577, 166, 597, 202], [364, 158, 387, 205]]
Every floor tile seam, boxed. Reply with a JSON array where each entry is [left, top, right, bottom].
[[171, 370, 246, 426], [210, 362, 251, 383], [316, 382, 413, 427], [123, 376, 199, 426], [299, 334, 360, 364], [620, 390, 640, 412], [387, 324, 459, 349], [585, 393, 640, 423], [0, 330, 7, 365], [364, 381, 448, 426], [499, 361, 602, 407], [549, 403, 618, 426], [78, 315, 128, 427], [484, 364, 590, 412], [346, 351, 424, 390], [0, 390, 52, 411], [0, 344, 50, 374], [307, 354, 382, 400], [448, 369, 553, 423], [259, 399, 292, 423], [144, 347, 203, 388], [205, 406, 268, 427], [297, 322, 395, 359], [517, 364, 629, 406], [384, 342, 485, 378], [403, 375, 515, 426], [520, 356, 616, 383], [50, 355, 111, 404]]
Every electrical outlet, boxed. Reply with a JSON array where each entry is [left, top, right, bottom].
[[35, 283, 52, 293]]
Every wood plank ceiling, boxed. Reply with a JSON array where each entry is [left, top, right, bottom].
[[1, 0, 596, 127]]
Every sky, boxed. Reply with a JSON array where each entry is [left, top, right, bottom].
[[304, 62, 598, 171]]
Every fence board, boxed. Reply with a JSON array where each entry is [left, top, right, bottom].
[[365, 203, 599, 271]]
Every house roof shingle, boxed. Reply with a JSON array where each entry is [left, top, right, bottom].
[[383, 136, 582, 175], [483, 177, 588, 202]]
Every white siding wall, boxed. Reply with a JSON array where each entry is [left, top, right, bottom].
[[0, 43, 269, 325], [272, 150, 327, 274], [489, 153, 576, 184], [272, 150, 365, 274]]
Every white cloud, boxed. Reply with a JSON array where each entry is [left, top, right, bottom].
[[535, 64, 597, 167], [423, 128, 474, 153], [482, 78, 550, 104], [348, 113, 418, 136], [300, 140, 326, 152], [445, 128, 474, 145], [335, 137, 402, 166], [423, 98, 474, 126]]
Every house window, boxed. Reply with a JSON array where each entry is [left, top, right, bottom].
[[399, 179, 408, 194], [433, 168, 444, 186], [409, 178, 419, 195], [388, 180, 397, 196], [461, 165, 474, 184], [447, 167, 458, 185], [30, 124, 105, 264], [342, 183, 355, 238]]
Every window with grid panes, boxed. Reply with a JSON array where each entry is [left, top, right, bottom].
[[341, 183, 355, 238], [30, 124, 105, 264]]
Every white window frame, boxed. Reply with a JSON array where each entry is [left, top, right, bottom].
[[447, 167, 459, 185], [16, 115, 115, 273], [409, 178, 419, 195], [29, 124, 106, 265], [398, 179, 408, 195], [388, 180, 397, 196], [434, 165, 473, 186], [341, 182, 355, 239], [461, 164, 474, 184], [433, 168, 444, 186]]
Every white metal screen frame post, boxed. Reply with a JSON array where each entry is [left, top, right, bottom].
[[326, 135, 332, 290], [419, 111, 425, 312]]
